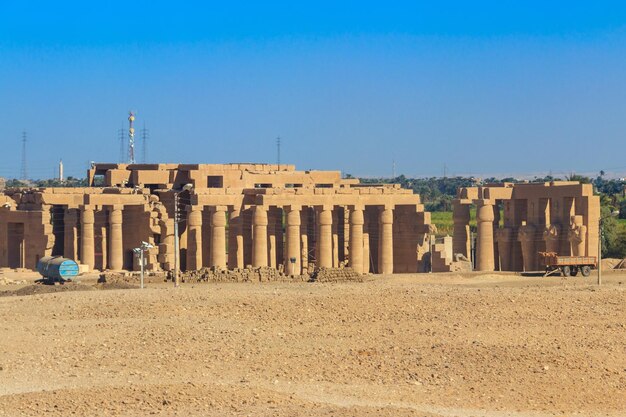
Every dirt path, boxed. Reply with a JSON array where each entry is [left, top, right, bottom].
[[0, 272, 625, 416]]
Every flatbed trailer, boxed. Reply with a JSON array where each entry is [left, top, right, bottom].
[[539, 252, 596, 277]]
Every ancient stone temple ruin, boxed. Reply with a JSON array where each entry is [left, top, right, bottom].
[[0, 163, 433, 274], [452, 181, 600, 271]]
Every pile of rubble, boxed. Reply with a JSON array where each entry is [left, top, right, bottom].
[[182, 267, 309, 283], [99, 271, 167, 285], [309, 267, 363, 283], [0, 276, 27, 286], [100, 266, 366, 285]]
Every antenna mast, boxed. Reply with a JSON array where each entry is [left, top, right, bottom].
[[128, 111, 136, 164]]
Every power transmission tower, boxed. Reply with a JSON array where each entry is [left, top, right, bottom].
[[141, 123, 149, 163], [118, 126, 125, 163], [20, 131, 27, 180]]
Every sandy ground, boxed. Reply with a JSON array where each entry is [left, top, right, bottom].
[[0, 270, 625, 417]]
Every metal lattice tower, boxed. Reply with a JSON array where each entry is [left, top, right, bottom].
[[128, 111, 136, 164], [141, 123, 149, 163], [118, 126, 125, 163], [20, 131, 27, 180]]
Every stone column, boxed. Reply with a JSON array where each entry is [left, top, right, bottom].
[[493, 203, 501, 268], [156, 202, 175, 271], [452, 200, 471, 259], [159, 217, 175, 270], [343, 206, 351, 262], [186, 206, 203, 271], [242, 207, 253, 267], [476, 201, 495, 271], [274, 208, 284, 267], [495, 227, 513, 271], [363, 214, 370, 273], [80, 205, 95, 270], [349, 206, 364, 274], [211, 206, 227, 269], [518, 222, 537, 271], [332, 209, 339, 267], [201, 210, 212, 268], [268, 209, 277, 269], [63, 208, 79, 260], [252, 206, 268, 267], [99, 220, 107, 271], [318, 206, 333, 268], [300, 208, 309, 272], [108, 205, 124, 270], [228, 207, 244, 269], [284, 206, 301, 275], [379, 207, 394, 274]]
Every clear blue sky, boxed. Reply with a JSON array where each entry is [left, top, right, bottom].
[[1, 1, 626, 179]]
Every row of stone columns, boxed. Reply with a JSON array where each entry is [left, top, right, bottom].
[[77, 203, 397, 274], [74, 201, 408, 275], [79, 205, 124, 271], [186, 205, 228, 270], [181, 204, 396, 275]]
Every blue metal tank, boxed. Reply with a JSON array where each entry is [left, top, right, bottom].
[[36, 256, 79, 281]]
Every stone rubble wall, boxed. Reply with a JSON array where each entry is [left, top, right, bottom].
[[100, 266, 364, 284], [182, 267, 309, 283]]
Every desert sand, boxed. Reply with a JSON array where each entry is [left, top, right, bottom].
[[0, 270, 625, 416]]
